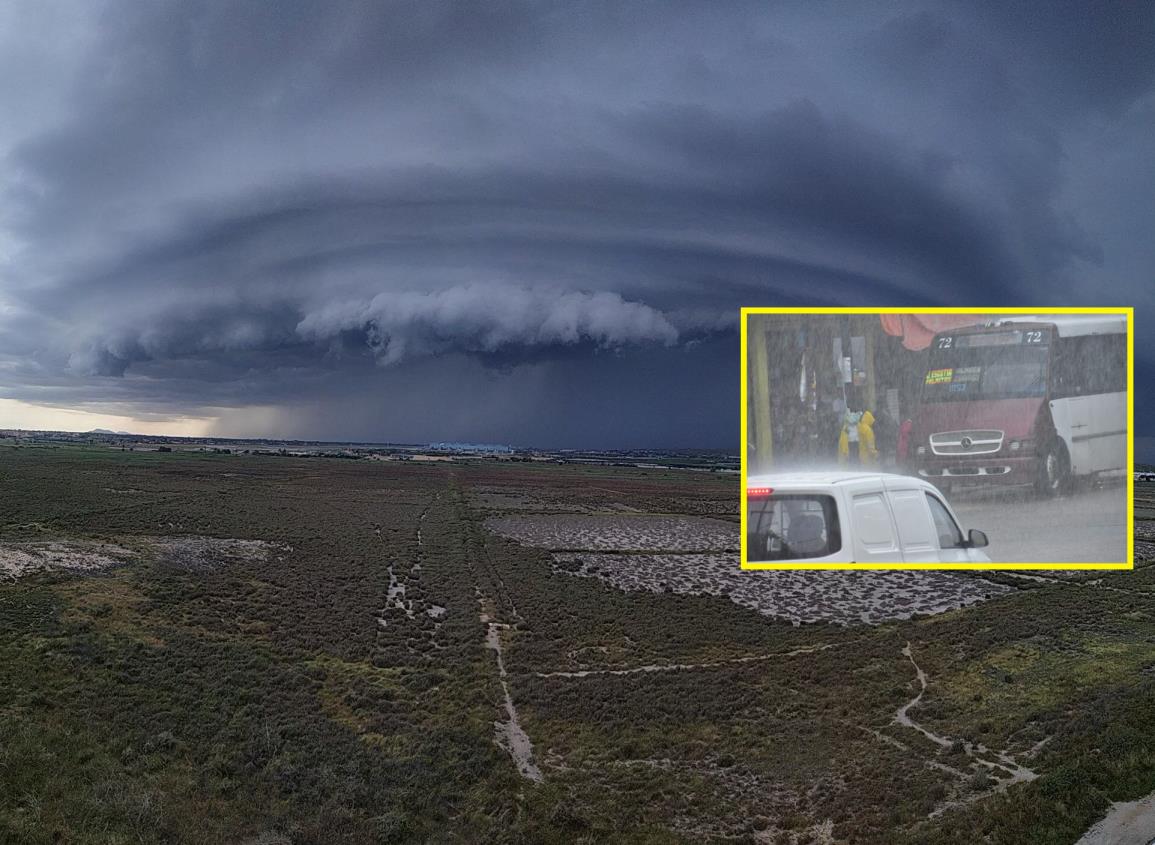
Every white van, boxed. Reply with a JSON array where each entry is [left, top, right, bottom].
[[746, 471, 991, 564]]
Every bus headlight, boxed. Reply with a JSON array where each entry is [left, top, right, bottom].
[[916, 445, 926, 456], [1009, 440, 1021, 451], [1009, 439, 1034, 453]]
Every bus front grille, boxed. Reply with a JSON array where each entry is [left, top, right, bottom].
[[929, 430, 1004, 456]]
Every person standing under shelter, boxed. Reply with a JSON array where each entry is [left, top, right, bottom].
[[838, 410, 861, 466], [857, 410, 879, 467], [872, 406, 897, 467]]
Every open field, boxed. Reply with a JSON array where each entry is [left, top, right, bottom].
[[1, 446, 1152, 843]]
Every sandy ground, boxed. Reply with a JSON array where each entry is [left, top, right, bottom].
[[1, 537, 285, 581], [552, 552, 1011, 626], [950, 484, 1127, 563], [486, 514, 738, 552], [0, 541, 134, 579], [1076, 792, 1155, 845]]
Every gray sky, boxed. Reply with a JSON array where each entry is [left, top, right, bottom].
[[0, 1, 1151, 451]]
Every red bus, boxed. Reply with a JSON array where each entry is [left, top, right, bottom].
[[910, 315, 1126, 495]]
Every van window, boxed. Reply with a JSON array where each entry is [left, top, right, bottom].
[[925, 494, 965, 549], [747, 494, 841, 560]]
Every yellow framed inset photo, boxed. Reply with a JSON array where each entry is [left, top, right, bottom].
[[741, 307, 1134, 570]]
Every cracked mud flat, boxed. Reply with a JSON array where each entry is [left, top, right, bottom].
[[551, 552, 1011, 626], [0, 541, 136, 579], [487, 514, 738, 552]]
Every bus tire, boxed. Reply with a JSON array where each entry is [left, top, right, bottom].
[[1036, 441, 1070, 497]]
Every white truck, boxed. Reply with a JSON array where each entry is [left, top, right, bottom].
[[746, 471, 991, 564]]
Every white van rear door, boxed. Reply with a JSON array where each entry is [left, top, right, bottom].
[[844, 479, 903, 563]]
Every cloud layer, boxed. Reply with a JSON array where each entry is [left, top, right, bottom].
[[0, 1, 1151, 448]]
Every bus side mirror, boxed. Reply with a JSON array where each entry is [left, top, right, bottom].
[[967, 529, 989, 549]]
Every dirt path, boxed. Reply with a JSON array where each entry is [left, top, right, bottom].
[[895, 643, 950, 748], [1076, 791, 1155, 845], [483, 614, 543, 782], [415, 495, 435, 554], [455, 485, 543, 784], [894, 642, 1039, 819], [533, 643, 841, 679]]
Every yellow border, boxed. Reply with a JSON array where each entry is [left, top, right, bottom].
[[740, 307, 1135, 570]]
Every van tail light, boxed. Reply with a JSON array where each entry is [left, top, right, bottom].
[[747, 487, 774, 498]]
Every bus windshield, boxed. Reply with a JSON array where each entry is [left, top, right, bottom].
[[922, 328, 1051, 403]]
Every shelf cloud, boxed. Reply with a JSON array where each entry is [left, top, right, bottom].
[[0, 1, 1151, 448]]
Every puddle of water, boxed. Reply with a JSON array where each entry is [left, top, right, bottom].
[[377, 565, 416, 627]]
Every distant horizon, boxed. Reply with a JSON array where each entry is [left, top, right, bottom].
[[1, 425, 738, 455]]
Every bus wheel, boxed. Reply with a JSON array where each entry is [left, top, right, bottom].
[[1037, 441, 1069, 497]]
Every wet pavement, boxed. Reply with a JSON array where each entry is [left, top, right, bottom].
[[947, 483, 1128, 563]]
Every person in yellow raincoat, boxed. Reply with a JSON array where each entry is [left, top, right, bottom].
[[838, 410, 879, 467]]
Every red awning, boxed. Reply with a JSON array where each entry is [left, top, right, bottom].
[[879, 314, 988, 351]]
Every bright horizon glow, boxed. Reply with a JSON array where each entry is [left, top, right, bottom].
[[0, 398, 216, 437]]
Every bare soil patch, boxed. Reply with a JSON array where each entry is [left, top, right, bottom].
[[2, 536, 288, 580], [150, 537, 287, 572], [0, 541, 135, 580]]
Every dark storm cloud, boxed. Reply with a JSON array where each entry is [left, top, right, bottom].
[[0, 1, 1151, 448]]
